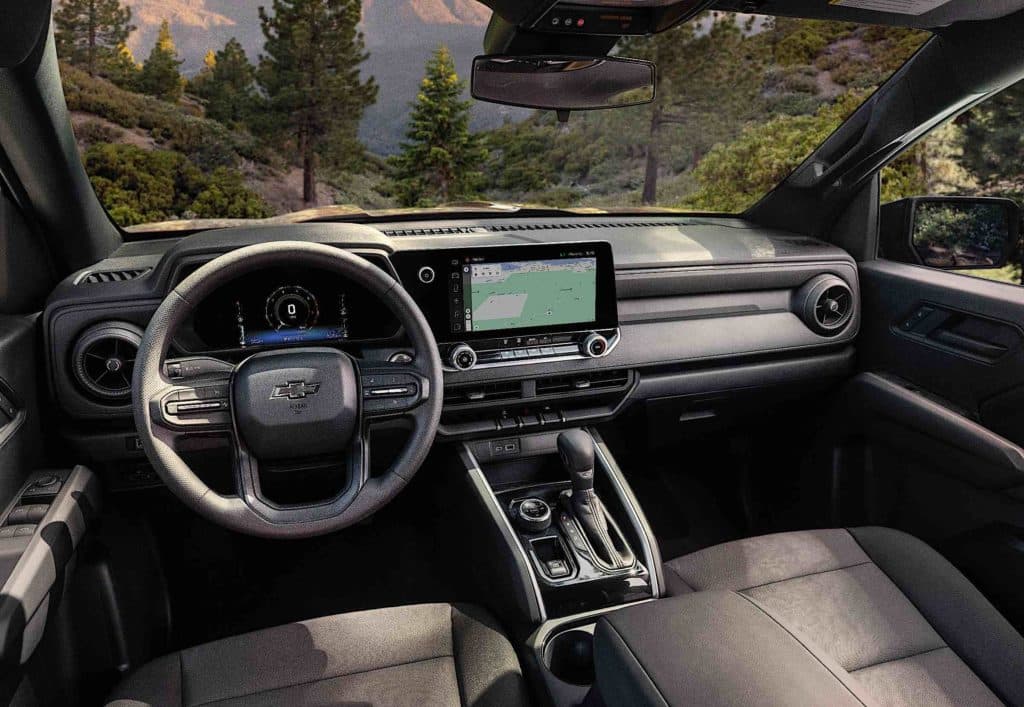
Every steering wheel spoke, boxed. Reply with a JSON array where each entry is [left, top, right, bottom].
[[358, 361, 432, 421], [150, 377, 234, 433]]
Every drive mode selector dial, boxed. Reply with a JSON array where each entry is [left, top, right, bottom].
[[582, 332, 610, 358], [449, 344, 477, 371], [266, 285, 319, 330]]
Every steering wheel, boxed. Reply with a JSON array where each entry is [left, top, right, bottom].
[[132, 242, 443, 538]]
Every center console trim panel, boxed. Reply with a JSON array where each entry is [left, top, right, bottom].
[[460, 444, 548, 623]]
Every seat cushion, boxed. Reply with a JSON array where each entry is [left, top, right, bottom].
[[663, 527, 1024, 707], [106, 603, 528, 707]]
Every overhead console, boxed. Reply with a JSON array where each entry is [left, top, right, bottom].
[[393, 242, 619, 371], [530, 0, 714, 36]]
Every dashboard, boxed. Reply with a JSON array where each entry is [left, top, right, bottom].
[[43, 217, 862, 452]]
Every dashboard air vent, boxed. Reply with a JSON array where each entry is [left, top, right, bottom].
[[384, 221, 684, 237], [796, 275, 855, 336], [79, 268, 151, 284], [71, 322, 144, 404], [445, 381, 522, 405], [536, 370, 631, 396]]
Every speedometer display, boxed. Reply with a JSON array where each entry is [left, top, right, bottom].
[[266, 285, 319, 330]]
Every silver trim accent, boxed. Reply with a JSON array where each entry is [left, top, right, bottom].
[[460, 444, 548, 622], [513, 497, 553, 531], [417, 266, 436, 284], [442, 329, 621, 372], [449, 343, 478, 371], [583, 332, 610, 358], [591, 430, 663, 598]]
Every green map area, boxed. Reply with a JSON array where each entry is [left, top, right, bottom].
[[470, 259, 597, 332]]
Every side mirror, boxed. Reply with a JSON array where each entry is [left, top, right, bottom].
[[471, 55, 655, 112], [881, 197, 1021, 271]]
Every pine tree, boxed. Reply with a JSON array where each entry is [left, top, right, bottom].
[[106, 42, 141, 89], [388, 45, 485, 207], [138, 20, 184, 102], [258, 0, 378, 205], [193, 39, 259, 128], [54, 0, 135, 78]]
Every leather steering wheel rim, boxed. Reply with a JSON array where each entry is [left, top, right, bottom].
[[132, 241, 444, 538]]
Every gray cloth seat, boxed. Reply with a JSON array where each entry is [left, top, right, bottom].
[[106, 602, 529, 707], [596, 527, 1024, 707]]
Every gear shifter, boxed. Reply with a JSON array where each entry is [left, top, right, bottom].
[[558, 430, 633, 570]]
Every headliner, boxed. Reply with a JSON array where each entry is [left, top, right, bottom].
[[711, 0, 1024, 29]]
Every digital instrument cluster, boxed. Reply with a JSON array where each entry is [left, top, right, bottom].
[[191, 266, 401, 351]]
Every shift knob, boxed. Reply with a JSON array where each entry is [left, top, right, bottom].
[[558, 430, 595, 493]]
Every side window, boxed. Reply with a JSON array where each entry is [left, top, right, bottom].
[[878, 78, 1023, 287]]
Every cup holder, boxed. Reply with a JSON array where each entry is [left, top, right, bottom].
[[544, 628, 595, 686]]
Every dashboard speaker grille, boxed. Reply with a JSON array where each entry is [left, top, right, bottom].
[[383, 221, 685, 237], [72, 322, 144, 403]]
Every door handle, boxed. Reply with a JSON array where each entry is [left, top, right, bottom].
[[930, 329, 1008, 359]]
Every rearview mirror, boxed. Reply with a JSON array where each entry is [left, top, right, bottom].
[[471, 55, 655, 111], [880, 197, 1021, 271]]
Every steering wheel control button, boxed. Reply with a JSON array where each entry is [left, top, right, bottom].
[[449, 344, 477, 371], [417, 266, 436, 284], [582, 332, 610, 358], [359, 372, 422, 415]]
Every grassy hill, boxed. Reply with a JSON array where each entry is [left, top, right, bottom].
[[61, 64, 395, 224]]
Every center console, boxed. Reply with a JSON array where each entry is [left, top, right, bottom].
[[463, 428, 660, 619], [455, 426, 662, 705], [392, 242, 620, 370]]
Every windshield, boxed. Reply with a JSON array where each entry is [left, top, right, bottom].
[[55, 2, 928, 229]]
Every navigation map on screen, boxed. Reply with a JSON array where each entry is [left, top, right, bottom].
[[466, 258, 597, 332]]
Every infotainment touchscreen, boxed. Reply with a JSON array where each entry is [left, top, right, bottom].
[[394, 242, 618, 344], [462, 257, 598, 333]]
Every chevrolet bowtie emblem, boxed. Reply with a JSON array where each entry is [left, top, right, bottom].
[[271, 380, 321, 400]]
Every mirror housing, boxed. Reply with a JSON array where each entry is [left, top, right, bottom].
[[471, 55, 655, 111], [880, 197, 1021, 271]]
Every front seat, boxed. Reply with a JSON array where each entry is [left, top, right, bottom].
[[644, 527, 1024, 706], [106, 603, 528, 707]]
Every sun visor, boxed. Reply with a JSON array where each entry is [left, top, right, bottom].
[[0, 0, 52, 69], [711, 0, 1024, 29]]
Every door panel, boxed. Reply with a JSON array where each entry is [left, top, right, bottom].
[[853, 258, 1024, 630], [0, 314, 43, 507], [859, 259, 1024, 436]]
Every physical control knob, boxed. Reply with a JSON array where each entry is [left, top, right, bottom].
[[449, 344, 477, 371], [515, 498, 552, 533], [581, 332, 609, 358]]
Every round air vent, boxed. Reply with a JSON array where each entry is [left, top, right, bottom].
[[71, 322, 144, 403], [796, 275, 855, 336]]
